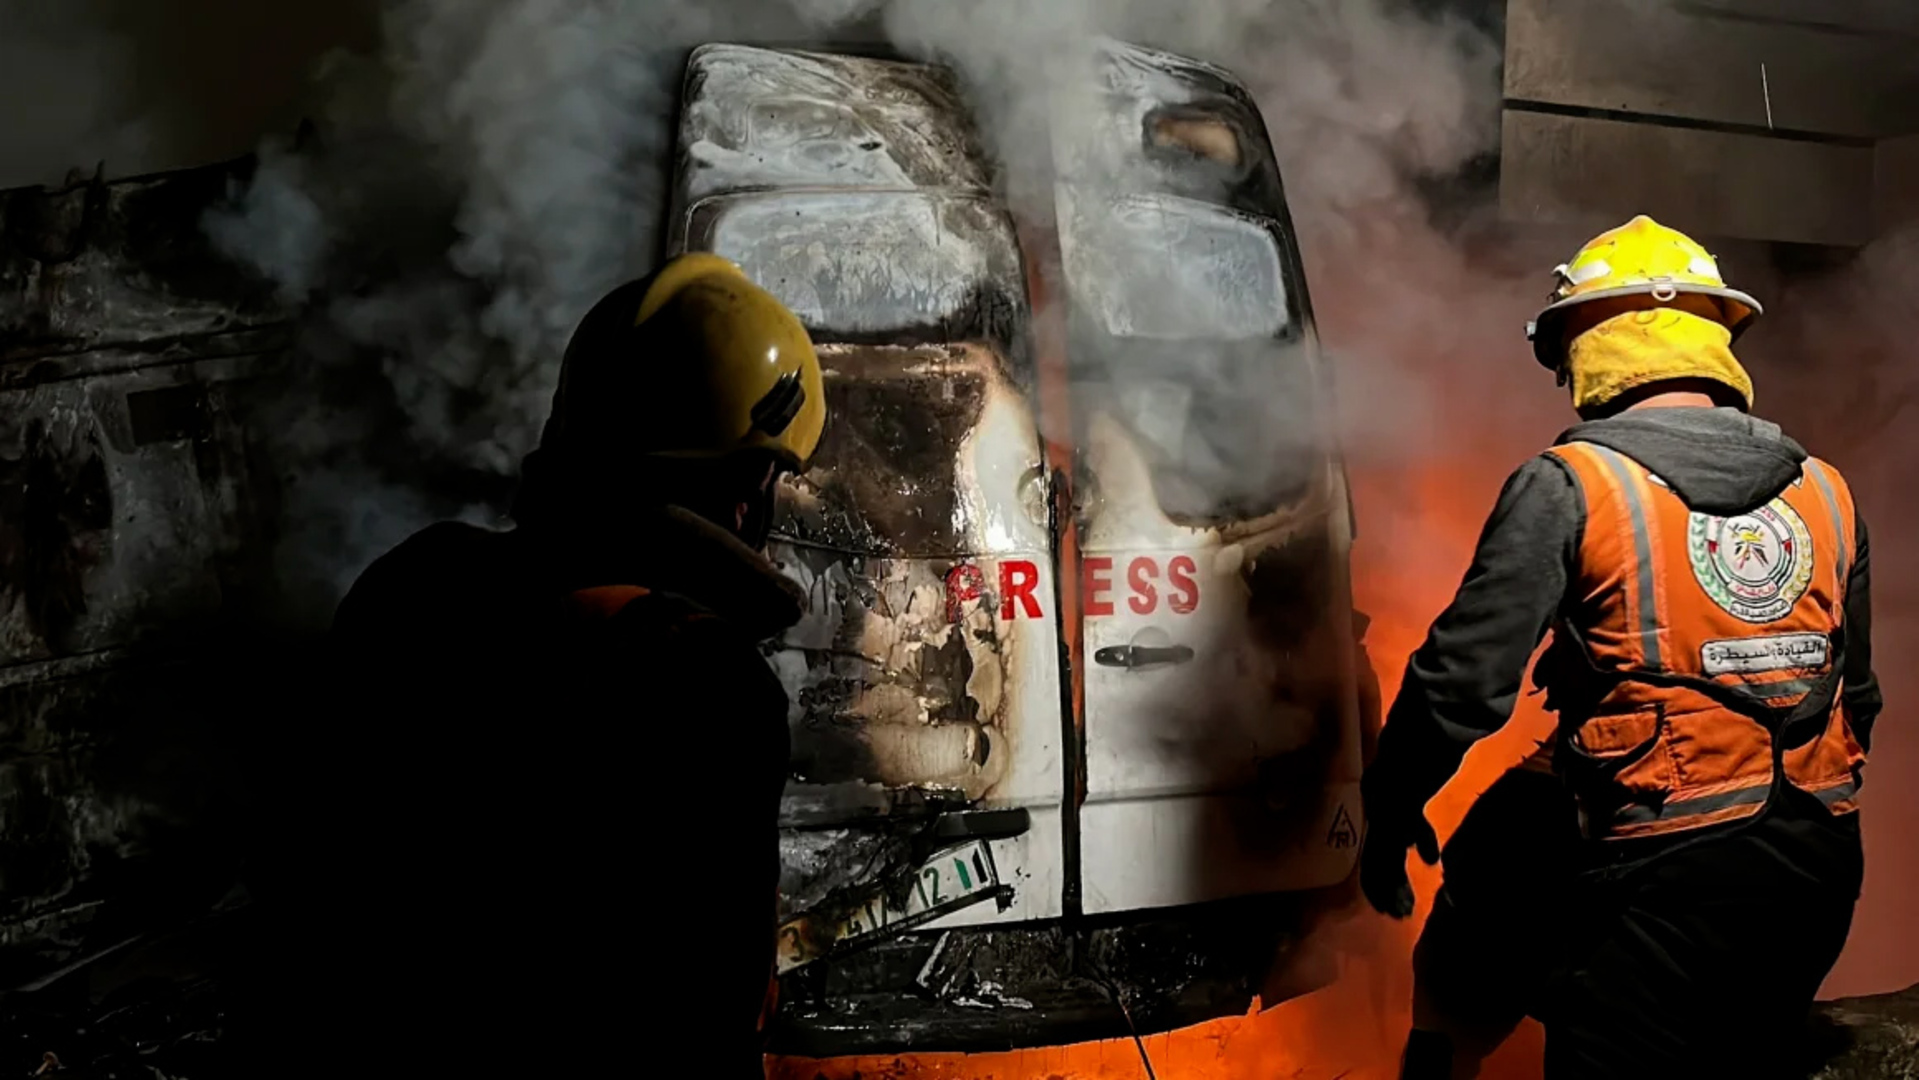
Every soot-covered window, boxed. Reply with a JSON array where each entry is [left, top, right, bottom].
[[774, 348, 994, 557], [1058, 189, 1320, 525], [687, 191, 1025, 348], [688, 192, 1037, 557], [1057, 190, 1292, 343], [1079, 337, 1320, 526]]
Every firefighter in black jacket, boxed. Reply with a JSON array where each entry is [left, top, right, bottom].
[[280, 253, 825, 1077], [1361, 217, 1878, 1078]]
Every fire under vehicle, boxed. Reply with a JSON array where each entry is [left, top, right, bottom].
[[667, 41, 1369, 1052]]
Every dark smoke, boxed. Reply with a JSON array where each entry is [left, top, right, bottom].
[[0, 0, 378, 189], [0, 0, 153, 188], [202, 0, 864, 620]]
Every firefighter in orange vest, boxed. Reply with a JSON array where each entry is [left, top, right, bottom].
[[1359, 216, 1878, 1078], [275, 254, 825, 1078]]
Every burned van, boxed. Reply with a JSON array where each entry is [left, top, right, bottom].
[[0, 162, 288, 1005], [668, 41, 1364, 1052]]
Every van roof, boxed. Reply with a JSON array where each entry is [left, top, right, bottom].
[[675, 44, 994, 213]]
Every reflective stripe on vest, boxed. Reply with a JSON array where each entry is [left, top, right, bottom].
[[1608, 773, 1859, 830], [1542, 441, 1865, 840], [1583, 443, 1666, 671], [1807, 460, 1852, 595]]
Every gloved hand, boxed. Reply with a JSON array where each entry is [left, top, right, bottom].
[[1361, 708, 1455, 918], [1359, 810, 1440, 919]]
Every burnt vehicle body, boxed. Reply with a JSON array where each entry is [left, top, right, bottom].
[[0, 162, 291, 1070], [668, 42, 1365, 1052]]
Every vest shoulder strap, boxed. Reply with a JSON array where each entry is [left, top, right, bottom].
[[1546, 441, 1668, 671], [1801, 456, 1856, 598]]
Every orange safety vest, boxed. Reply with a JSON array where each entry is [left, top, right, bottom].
[[1539, 441, 1864, 841]]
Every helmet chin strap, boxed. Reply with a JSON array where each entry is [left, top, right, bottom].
[[732, 477, 780, 552]]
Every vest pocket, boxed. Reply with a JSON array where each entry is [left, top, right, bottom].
[[1784, 701, 1866, 805], [1570, 707, 1662, 763], [1566, 705, 1676, 828]]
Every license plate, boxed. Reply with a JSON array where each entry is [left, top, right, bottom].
[[777, 840, 1002, 974]]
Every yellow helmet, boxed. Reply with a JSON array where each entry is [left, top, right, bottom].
[[548, 253, 826, 471], [1526, 215, 1762, 371]]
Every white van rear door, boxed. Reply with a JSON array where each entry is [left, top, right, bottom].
[[1055, 42, 1364, 915]]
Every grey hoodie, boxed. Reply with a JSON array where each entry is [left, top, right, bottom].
[[1366, 407, 1879, 814]]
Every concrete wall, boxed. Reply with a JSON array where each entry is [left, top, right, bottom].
[[1876, 134, 1919, 233], [1500, 0, 1919, 245], [1500, 110, 1876, 246]]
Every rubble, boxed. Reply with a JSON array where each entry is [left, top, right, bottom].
[[0, 900, 247, 1080], [1805, 984, 1919, 1079]]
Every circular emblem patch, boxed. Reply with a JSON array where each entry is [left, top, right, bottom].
[[1688, 499, 1815, 623]]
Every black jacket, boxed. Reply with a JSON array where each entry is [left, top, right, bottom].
[[1366, 407, 1880, 829], [263, 502, 802, 1077]]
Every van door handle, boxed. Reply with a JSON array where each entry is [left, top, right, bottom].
[[1093, 644, 1195, 668]]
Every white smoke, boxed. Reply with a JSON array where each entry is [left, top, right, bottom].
[[199, 1, 855, 617], [1728, 226, 1919, 1000], [12, 0, 1565, 1058], [6, 0, 1906, 1033], [200, 16, 1519, 1060], [199, 0, 1508, 620]]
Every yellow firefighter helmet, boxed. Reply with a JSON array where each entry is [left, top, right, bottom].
[[550, 252, 826, 470], [1526, 215, 1762, 371]]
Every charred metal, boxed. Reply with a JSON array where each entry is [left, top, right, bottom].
[[777, 347, 998, 557], [771, 891, 1313, 1056], [0, 159, 291, 1053], [0, 163, 281, 362]]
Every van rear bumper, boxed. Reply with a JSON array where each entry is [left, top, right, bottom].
[[766, 884, 1352, 1057]]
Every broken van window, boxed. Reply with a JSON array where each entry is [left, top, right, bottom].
[[1059, 39, 1289, 218], [1147, 110, 1243, 169]]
